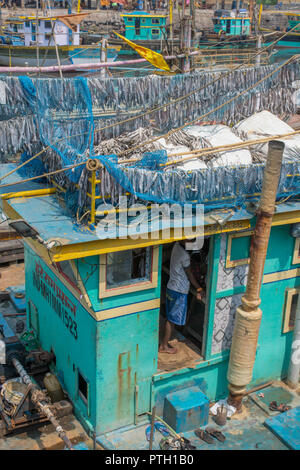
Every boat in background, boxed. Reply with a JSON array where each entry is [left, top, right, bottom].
[[109, 8, 265, 60], [198, 8, 257, 49], [108, 10, 180, 56], [0, 13, 120, 68], [259, 5, 300, 49]]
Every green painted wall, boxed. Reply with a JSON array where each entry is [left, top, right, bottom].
[[23, 222, 299, 435], [24, 244, 162, 435], [95, 308, 159, 434], [24, 243, 97, 432]]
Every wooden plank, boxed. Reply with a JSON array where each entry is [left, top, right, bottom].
[[0, 252, 24, 264], [0, 240, 23, 252], [0, 231, 21, 241]]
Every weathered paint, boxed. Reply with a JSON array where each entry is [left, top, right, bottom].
[[24, 242, 162, 435], [21, 213, 300, 436], [265, 406, 300, 450]]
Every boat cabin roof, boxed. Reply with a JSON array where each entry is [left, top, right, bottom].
[[121, 11, 167, 19], [213, 9, 250, 20], [1, 163, 300, 262]]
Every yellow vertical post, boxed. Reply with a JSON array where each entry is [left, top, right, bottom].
[[258, 4, 263, 30], [169, 0, 173, 41], [90, 169, 96, 224], [86, 158, 101, 225], [77, 0, 81, 13]]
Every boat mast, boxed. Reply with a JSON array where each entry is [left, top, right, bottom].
[[249, 0, 254, 33], [190, 0, 195, 36], [36, 0, 40, 73], [169, 0, 173, 42], [46, 0, 63, 78]]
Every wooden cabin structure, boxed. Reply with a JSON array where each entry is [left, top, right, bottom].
[[1, 159, 300, 442]]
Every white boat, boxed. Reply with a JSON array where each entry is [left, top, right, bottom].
[[0, 13, 120, 68]]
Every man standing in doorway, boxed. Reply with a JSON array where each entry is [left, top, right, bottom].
[[159, 239, 203, 354]]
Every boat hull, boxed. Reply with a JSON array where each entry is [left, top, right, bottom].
[[0, 44, 119, 68]]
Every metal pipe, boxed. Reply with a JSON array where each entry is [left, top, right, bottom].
[[287, 294, 300, 389], [134, 384, 139, 426], [0, 48, 208, 74], [11, 357, 74, 450], [227, 140, 285, 411], [149, 406, 156, 451]]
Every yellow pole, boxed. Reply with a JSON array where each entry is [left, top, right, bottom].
[[169, 0, 173, 41], [90, 169, 96, 224], [258, 3, 263, 30], [77, 0, 81, 13]]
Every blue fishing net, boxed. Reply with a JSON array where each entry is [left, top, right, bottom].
[[12, 68, 300, 220], [18, 151, 47, 183]]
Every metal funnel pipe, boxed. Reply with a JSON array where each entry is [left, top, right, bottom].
[[227, 140, 285, 410]]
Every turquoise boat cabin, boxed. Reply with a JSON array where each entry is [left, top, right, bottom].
[[1, 151, 300, 444], [213, 9, 251, 36], [121, 11, 167, 41]]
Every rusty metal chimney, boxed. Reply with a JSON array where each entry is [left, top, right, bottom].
[[227, 140, 285, 411]]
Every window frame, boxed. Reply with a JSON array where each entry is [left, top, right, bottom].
[[283, 287, 299, 333], [54, 260, 81, 294], [77, 368, 90, 414], [99, 246, 159, 298], [225, 230, 254, 268], [151, 28, 160, 36], [292, 238, 300, 265]]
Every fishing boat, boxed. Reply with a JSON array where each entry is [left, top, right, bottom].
[[259, 6, 300, 49], [109, 8, 264, 61], [198, 8, 258, 49], [108, 10, 180, 56], [0, 13, 120, 68]]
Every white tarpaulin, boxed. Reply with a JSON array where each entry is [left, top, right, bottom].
[[184, 124, 252, 167], [234, 110, 300, 161]]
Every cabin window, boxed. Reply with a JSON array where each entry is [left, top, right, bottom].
[[141, 18, 146, 23], [45, 33, 52, 41], [152, 18, 160, 24], [283, 288, 299, 333], [25, 21, 30, 27], [292, 238, 300, 265], [45, 21, 52, 29], [127, 17, 133, 22], [54, 260, 82, 295], [225, 230, 254, 268], [99, 246, 159, 298], [152, 28, 160, 37], [78, 370, 88, 405]]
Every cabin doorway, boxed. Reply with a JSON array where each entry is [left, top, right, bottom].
[[158, 237, 210, 372]]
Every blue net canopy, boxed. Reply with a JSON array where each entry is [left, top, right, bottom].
[[6, 62, 300, 220]]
